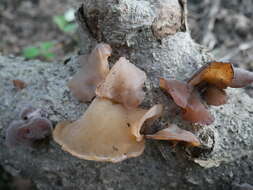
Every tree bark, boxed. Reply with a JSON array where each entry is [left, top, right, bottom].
[[0, 1, 253, 189]]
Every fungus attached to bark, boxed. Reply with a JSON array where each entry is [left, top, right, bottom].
[[130, 104, 163, 142], [229, 68, 253, 88], [5, 106, 52, 148], [202, 86, 228, 106], [146, 124, 200, 147], [53, 98, 162, 162], [181, 91, 214, 125], [188, 62, 234, 89], [160, 61, 253, 125], [96, 57, 147, 108], [160, 78, 213, 125], [68, 43, 112, 102], [160, 78, 192, 108]]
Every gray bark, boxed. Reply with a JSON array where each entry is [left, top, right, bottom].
[[1, 0, 253, 189]]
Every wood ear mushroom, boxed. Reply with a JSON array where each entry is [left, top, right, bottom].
[[160, 62, 253, 125]]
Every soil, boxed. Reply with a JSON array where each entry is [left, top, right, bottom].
[[0, 0, 83, 62], [188, 0, 253, 69]]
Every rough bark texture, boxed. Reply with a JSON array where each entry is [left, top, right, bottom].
[[1, 0, 253, 189]]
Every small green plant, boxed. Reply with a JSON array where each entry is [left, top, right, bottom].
[[39, 42, 55, 59], [22, 41, 55, 60], [53, 9, 77, 33], [22, 47, 40, 59]]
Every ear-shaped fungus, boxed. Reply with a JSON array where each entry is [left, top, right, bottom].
[[188, 62, 234, 89], [160, 61, 253, 125], [146, 124, 200, 146], [96, 57, 147, 108], [181, 91, 214, 125], [202, 86, 228, 106], [229, 68, 253, 88], [130, 104, 163, 142], [53, 98, 162, 162], [160, 78, 192, 108], [5, 106, 52, 148], [68, 43, 112, 102], [160, 78, 213, 125]]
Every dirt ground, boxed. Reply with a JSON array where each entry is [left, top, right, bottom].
[[189, 0, 253, 67], [0, 0, 253, 189], [0, 0, 83, 62]]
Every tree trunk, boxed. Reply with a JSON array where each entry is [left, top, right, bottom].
[[0, 1, 253, 189]]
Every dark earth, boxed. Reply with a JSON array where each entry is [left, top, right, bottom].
[[0, 0, 253, 189]]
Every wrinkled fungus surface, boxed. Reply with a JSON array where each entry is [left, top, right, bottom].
[[55, 54, 165, 162], [53, 98, 162, 162], [130, 104, 163, 142], [181, 91, 214, 125], [161, 62, 253, 125], [229, 68, 253, 88], [160, 78, 192, 108], [160, 78, 213, 125], [68, 43, 112, 102], [146, 124, 200, 147], [5, 106, 52, 148], [202, 86, 228, 106], [96, 57, 147, 108], [188, 62, 234, 89]]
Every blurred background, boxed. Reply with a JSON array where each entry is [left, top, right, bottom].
[[0, 0, 83, 62], [0, 0, 253, 189], [0, 0, 253, 66]]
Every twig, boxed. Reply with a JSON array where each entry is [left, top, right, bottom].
[[201, 0, 221, 48]]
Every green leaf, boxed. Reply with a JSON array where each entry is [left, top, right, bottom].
[[53, 15, 67, 31], [39, 42, 54, 51], [63, 23, 78, 33], [43, 52, 55, 60], [53, 13, 77, 34], [22, 47, 40, 59], [39, 41, 55, 60]]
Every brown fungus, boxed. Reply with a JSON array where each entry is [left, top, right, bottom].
[[160, 78, 213, 125], [202, 86, 228, 106], [146, 124, 200, 147], [188, 62, 234, 89], [68, 43, 112, 102], [160, 78, 193, 108], [181, 91, 214, 125], [130, 104, 163, 142], [96, 57, 147, 108], [5, 106, 52, 148], [160, 62, 253, 125], [229, 68, 253, 88], [53, 98, 162, 162]]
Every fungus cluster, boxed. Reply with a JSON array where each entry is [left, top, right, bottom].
[[54, 99, 162, 162], [160, 62, 253, 125], [53, 43, 201, 163], [5, 106, 52, 148], [54, 45, 253, 163]]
